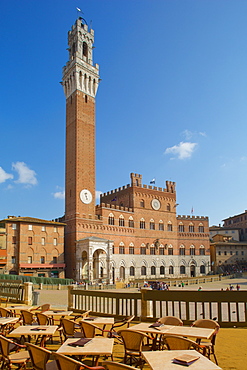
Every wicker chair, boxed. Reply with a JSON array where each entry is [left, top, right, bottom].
[[157, 316, 183, 326], [0, 307, 13, 318], [80, 321, 109, 338], [107, 315, 135, 343], [59, 318, 84, 342], [25, 342, 57, 370], [54, 353, 105, 370], [118, 329, 153, 369], [36, 312, 53, 325], [162, 335, 202, 351], [21, 310, 36, 325], [192, 319, 220, 365], [0, 335, 30, 370], [32, 304, 51, 313]]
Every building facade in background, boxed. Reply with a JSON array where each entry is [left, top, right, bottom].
[[0, 217, 65, 278], [62, 18, 210, 282], [210, 225, 247, 274], [223, 210, 247, 241]]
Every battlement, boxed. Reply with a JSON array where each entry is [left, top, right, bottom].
[[96, 203, 133, 213], [100, 174, 176, 198], [177, 215, 209, 221]]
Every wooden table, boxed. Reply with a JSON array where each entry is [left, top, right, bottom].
[[142, 349, 222, 369], [56, 337, 114, 365], [80, 317, 114, 325], [129, 323, 215, 340], [0, 317, 19, 334], [43, 310, 73, 317], [8, 305, 33, 312], [10, 325, 58, 347]]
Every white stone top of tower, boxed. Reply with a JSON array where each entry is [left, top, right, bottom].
[[62, 18, 100, 99]]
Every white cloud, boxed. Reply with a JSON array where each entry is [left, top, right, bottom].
[[0, 167, 13, 183], [165, 141, 197, 160], [182, 130, 207, 140], [53, 191, 65, 199], [12, 162, 37, 185]]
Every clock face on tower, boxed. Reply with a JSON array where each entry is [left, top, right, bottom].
[[151, 198, 161, 210], [80, 189, 93, 204]]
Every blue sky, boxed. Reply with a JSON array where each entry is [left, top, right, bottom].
[[1, 0, 247, 226]]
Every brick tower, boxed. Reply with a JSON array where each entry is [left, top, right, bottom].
[[62, 18, 100, 278]]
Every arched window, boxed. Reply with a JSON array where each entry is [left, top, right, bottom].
[[178, 223, 184, 232], [130, 266, 135, 276], [190, 245, 195, 255], [120, 266, 125, 279], [179, 245, 185, 255], [180, 265, 186, 274], [119, 242, 125, 254], [140, 199, 145, 208], [199, 246, 205, 255], [119, 215, 125, 227], [129, 243, 134, 254], [129, 217, 134, 228], [167, 203, 171, 211], [141, 266, 147, 275], [108, 213, 114, 225], [140, 218, 145, 229], [159, 221, 164, 231], [151, 266, 156, 276], [140, 244, 146, 255], [150, 219, 155, 230], [168, 246, 173, 255], [200, 265, 206, 274], [160, 265, 165, 275], [199, 224, 204, 233], [189, 223, 195, 232], [83, 42, 88, 57], [169, 265, 174, 274], [167, 222, 173, 231]]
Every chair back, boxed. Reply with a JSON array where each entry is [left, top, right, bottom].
[[0, 335, 13, 358], [163, 335, 200, 350], [40, 304, 51, 312], [54, 353, 83, 370], [125, 315, 135, 328], [60, 318, 76, 336], [118, 329, 145, 353], [80, 321, 96, 338], [21, 309, 35, 325], [158, 316, 183, 326], [36, 312, 50, 325], [0, 307, 12, 318], [25, 342, 51, 370], [103, 361, 137, 369], [192, 319, 220, 344]]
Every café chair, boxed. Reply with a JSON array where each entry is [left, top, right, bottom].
[[59, 318, 84, 342], [32, 304, 51, 313], [0, 307, 14, 318], [191, 318, 220, 365], [25, 342, 57, 370], [54, 353, 105, 370], [72, 310, 91, 321], [157, 315, 183, 326], [162, 335, 202, 351], [20, 310, 37, 325], [103, 361, 137, 369], [118, 329, 153, 369], [0, 334, 30, 370], [80, 321, 109, 338], [36, 312, 53, 326], [107, 315, 135, 343]]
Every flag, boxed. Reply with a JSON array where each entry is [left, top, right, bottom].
[[150, 178, 155, 184], [191, 207, 194, 214]]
